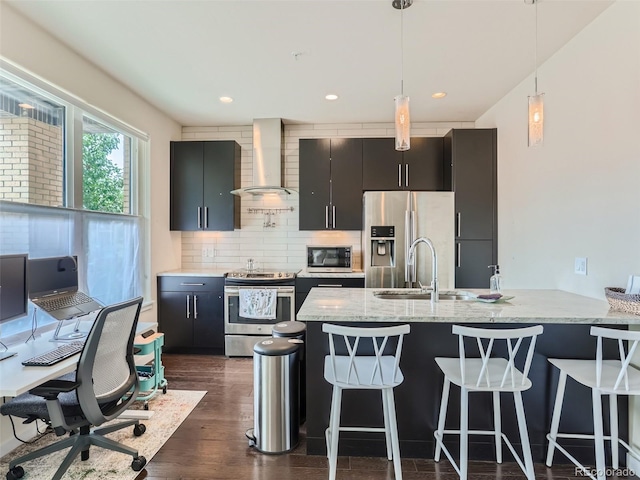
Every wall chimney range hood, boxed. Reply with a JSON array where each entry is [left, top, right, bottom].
[[230, 118, 295, 196]]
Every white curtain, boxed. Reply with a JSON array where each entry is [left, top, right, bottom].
[[0, 201, 142, 338]]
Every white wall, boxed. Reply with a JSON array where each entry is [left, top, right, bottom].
[[476, 0, 640, 300], [0, 3, 182, 455], [476, 0, 640, 458], [0, 3, 183, 322], [180, 121, 472, 271]]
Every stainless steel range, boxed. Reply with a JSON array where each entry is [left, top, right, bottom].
[[224, 269, 297, 356]]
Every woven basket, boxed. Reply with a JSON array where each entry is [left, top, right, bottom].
[[604, 287, 640, 315]]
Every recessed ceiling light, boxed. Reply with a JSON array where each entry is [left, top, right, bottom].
[[18, 103, 35, 109], [325, 94, 339, 101], [219, 96, 233, 104], [431, 92, 447, 99]]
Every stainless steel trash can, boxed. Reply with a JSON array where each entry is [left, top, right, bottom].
[[247, 337, 301, 454], [272, 321, 306, 424]]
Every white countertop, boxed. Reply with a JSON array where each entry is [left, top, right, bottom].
[[296, 269, 365, 278], [158, 268, 228, 277], [296, 288, 640, 324], [159, 268, 365, 279]]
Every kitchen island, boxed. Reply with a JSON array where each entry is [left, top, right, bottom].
[[297, 288, 639, 463]]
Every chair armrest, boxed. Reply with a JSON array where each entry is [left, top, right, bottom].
[[29, 379, 80, 400]]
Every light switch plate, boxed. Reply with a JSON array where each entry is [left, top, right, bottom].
[[575, 257, 588, 275]]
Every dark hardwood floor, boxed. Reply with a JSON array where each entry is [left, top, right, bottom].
[[135, 354, 636, 480]]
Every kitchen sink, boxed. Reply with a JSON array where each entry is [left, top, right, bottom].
[[373, 290, 474, 301]]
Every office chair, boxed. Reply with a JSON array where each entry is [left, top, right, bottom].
[[1, 297, 147, 480]]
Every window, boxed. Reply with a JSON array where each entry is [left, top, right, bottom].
[[82, 116, 132, 214], [0, 65, 149, 340], [0, 75, 66, 207]]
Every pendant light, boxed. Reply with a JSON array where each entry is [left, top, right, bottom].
[[527, 0, 544, 147], [393, 0, 412, 151]]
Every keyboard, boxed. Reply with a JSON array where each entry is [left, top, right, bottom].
[[36, 292, 93, 311], [22, 341, 84, 367]]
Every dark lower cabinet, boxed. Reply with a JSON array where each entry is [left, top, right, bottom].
[[157, 276, 224, 354], [455, 240, 494, 289], [296, 277, 365, 314], [305, 321, 628, 464]]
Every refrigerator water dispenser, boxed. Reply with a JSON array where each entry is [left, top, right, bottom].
[[369, 226, 395, 267]]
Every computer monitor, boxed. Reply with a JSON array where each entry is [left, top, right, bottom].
[[0, 253, 28, 360]]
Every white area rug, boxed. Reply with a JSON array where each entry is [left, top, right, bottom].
[[1, 389, 206, 480]]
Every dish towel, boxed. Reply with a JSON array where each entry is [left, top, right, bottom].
[[239, 288, 277, 320]]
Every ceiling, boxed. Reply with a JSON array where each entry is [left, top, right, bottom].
[[5, 0, 613, 127]]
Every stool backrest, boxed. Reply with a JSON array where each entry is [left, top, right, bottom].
[[322, 323, 410, 387], [591, 326, 640, 391], [452, 325, 544, 388]]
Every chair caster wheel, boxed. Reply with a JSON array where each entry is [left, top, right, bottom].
[[133, 423, 146, 436], [81, 449, 90, 461], [162, 385, 167, 394], [7, 465, 25, 480], [143, 402, 149, 410], [131, 455, 147, 471]]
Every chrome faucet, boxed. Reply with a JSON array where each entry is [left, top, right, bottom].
[[407, 237, 439, 303]]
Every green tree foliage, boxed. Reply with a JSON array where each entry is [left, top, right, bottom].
[[82, 133, 123, 213]]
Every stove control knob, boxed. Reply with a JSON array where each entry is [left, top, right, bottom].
[[278, 272, 282, 277]]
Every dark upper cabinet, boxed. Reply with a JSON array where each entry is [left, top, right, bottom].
[[362, 137, 444, 191], [444, 129, 497, 241], [299, 139, 331, 231], [299, 138, 363, 230], [170, 140, 240, 231], [444, 128, 498, 288]]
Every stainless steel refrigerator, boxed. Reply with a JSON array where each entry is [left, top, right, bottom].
[[363, 191, 455, 289]]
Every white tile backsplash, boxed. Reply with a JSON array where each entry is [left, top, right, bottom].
[[179, 121, 468, 271]]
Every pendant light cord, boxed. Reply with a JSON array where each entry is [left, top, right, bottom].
[[534, 0, 538, 94], [400, 0, 405, 96]]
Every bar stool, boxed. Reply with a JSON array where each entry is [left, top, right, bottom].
[[434, 324, 544, 480], [323, 323, 410, 480], [546, 326, 640, 480]]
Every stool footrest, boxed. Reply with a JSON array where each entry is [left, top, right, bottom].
[[339, 426, 386, 433], [435, 430, 529, 478]]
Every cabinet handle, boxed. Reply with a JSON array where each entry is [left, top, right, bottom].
[[332, 205, 336, 229], [325, 206, 329, 229], [204, 207, 208, 229], [318, 284, 342, 287], [186, 294, 191, 318], [456, 212, 461, 237], [456, 243, 461, 268], [405, 164, 409, 187], [404, 210, 411, 283], [197, 207, 202, 229], [398, 164, 402, 187], [180, 283, 205, 286], [194, 295, 198, 319]]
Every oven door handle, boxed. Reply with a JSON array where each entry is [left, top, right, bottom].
[[224, 286, 295, 295]]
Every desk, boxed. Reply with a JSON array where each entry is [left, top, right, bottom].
[[0, 321, 157, 397]]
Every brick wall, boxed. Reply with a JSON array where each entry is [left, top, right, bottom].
[[179, 121, 473, 271], [0, 117, 63, 206]]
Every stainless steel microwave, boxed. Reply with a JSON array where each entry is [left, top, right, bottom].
[[306, 246, 352, 272]]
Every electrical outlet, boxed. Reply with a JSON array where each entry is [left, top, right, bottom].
[[575, 257, 588, 275], [201, 247, 215, 258]]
